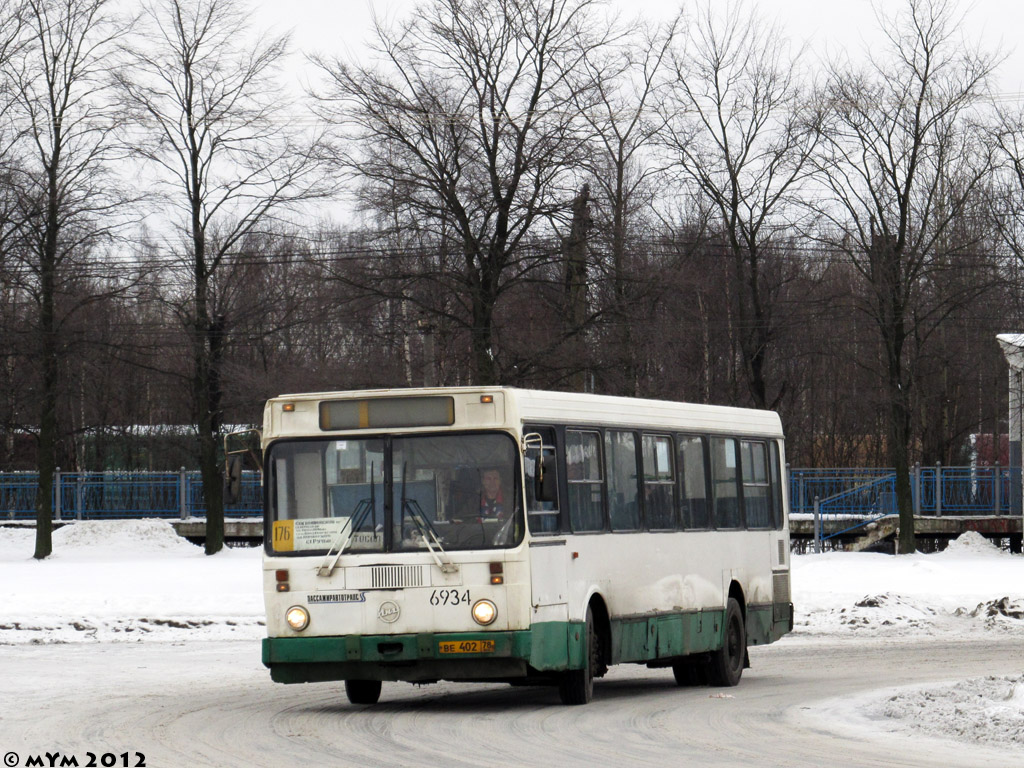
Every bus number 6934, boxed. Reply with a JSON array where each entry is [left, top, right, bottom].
[[430, 589, 470, 606]]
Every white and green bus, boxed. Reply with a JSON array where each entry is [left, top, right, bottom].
[[251, 387, 793, 705]]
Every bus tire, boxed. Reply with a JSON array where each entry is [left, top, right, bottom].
[[558, 607, 596, 705], [345, 679, 382, 705], [708, 598, 745, 687]]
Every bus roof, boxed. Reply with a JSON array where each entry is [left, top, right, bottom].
[[268, 387, 784, 438]]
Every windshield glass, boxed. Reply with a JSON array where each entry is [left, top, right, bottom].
[[267, 433, 521, 554]]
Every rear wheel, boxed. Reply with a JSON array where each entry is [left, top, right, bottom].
[[345, 679, 382, 705], [708, 597, 745, 687], [558, 607, 596, 705]]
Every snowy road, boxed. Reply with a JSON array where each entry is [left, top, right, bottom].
[[1, 637, 1020, 768]]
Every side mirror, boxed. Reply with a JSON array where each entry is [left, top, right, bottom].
[[225, 454, 244, 504], [535, 447, 558, 503]]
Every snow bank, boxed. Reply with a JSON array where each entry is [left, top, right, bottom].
[[871, 675, 1024, 748], [52, 518, 200, 553], [941, 529, 1006, 556], [791, 533, 1024, 640], [0, 519, 201, 560], [0, 519, 264, 644]]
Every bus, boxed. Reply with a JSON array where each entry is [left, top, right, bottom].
[[249, 387, 793, 705]]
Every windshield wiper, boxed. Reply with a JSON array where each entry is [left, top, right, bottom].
[[400, 462, 457, 573], [318, 464, 377, 577]]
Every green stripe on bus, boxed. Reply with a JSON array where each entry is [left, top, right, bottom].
[[261, 605, 792, 674], [528, 620, 584, 671], [610, 610, 721, 664]]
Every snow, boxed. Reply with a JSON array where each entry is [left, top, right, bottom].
[[793, 531, 1024, 639], [0, 520, 265, 644], [1, 521, 1022, 754], [791, 530, 1024, 753], [871, 675, 1024, 748]]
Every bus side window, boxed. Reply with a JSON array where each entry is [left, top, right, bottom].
[[525, 426, 559, 534], [710, 437, 742, 529], [770, 441, 785, 530], [643, 434, 676, 530], [606, 430, 640, 531], [679, 435, 709, 529], [567, 430, 604, 532], [741, 440, 771, 529]]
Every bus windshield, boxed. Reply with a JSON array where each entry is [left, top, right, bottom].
[[267, 432, 521, 554]]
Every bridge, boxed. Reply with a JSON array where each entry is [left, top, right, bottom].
[[789, 465, 1022, 551]]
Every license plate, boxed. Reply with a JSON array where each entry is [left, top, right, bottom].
[[438, 640, 495, 654]]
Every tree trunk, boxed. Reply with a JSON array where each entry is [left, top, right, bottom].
[[193, 265, 225, 553], [34, 321, 57, 559], [469, 281, 498, 386], [34, 162, 61, 560], [563, 184, 590, 392], [880, 277, 916, 554], [732, 243, 771, 410]]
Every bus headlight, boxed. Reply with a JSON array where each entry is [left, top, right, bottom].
[[471, 599, 497, 626], [286, 605, 310, 631]]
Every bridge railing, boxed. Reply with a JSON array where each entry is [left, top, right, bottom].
[[0, 469, 262, 520], [789, 464, 1019, 550], [789, 464, 1015, 519], [788, 468, 896, 517]]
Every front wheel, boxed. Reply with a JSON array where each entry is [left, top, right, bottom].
[[708, 597, 745, 687], [345, 679, 382, 705], [558, 607, 596, 705]]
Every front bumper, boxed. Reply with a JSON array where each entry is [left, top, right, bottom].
[[263, 630, 545, 683]]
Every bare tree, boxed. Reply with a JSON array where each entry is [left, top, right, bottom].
[[989, 106, 1024, 265], [0, 0, 26, 136], [117, 0, 332, 554], [661, 1, 819, 411], [810, 0, 998, 552], [576, 16, 676, 395], [5, 0, 130, 558], [313, 0, 611, 385], [0, 2, 28, 467]]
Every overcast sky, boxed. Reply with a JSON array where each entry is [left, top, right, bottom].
[[228, 0, 1024, 229], [253, 0, 1024, 95]]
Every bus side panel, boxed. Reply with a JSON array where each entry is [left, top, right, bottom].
[[611, 618, 649, 662], [529, 543, 568, 606], [563, 531, 784, 665], [745, 605, 774, 645], [610, 611, 722, 664], [527, 614, 585, 672], [527, 542, 579, 671]]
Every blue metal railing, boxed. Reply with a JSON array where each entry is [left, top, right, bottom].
[[788, 464, 1019, 549], [789, 465, 1015, 517], [0, 470, 262, 520], [1, 465, 1017, 524], [788, 468, 897, 518]]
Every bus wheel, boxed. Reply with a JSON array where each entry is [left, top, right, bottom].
[[709, 598, 745, 687], [558, 607, 596, 705], [345, 679, 382, 705]]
